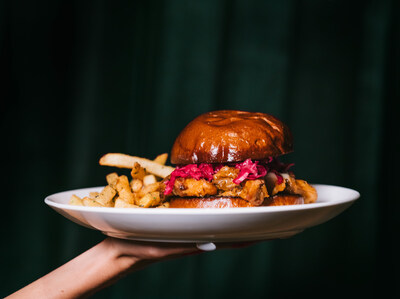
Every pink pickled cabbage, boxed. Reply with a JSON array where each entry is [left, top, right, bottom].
[[164, 158, 293, 195], [164, 163, 216, 195], [232, 159, 268, 184]]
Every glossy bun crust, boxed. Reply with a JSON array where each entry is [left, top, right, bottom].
[[169, 194, 303, 208], [170, 110, 293, 165]]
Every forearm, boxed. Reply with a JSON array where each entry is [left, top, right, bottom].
[[7, 239, 134, 299], [7, 238, 199, 298]]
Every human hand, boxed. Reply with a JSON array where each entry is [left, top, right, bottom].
[[102, 237, 201, 273], [103, 237, 259, 274]]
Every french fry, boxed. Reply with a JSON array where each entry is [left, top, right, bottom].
[[115, 175, 136, 204], [99, 153, 175, 178], [89, 192, 100, 198], [93, 185, 116, 207], [69, 194, 83, 206], [130, 178, 143, 192], [143, 174, 156, 186], [137, 191, 161, 208], [114, 197, 140, 208], [131, 162, 146, 180], [138, 182, 161, 197], [82, 197, 103, 207], [156, 202, 170, 208], [106, 172, 119, 187], [153, 153, 168, 165]]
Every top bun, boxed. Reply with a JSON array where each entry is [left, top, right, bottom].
[[170, 110, 293, 165]]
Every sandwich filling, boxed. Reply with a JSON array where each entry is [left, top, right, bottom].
[[163, 158, 317, 205]]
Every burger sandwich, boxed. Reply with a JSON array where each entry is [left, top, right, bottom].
[[162, 110, 317, 208]]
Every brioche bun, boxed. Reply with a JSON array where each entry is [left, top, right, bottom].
[[169, 196, 253, 208], [170, 110, 293, 165], [169, 194, 304, 208]]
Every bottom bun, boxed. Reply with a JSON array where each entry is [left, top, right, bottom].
[[262, 194, 304, 206], [168, 194, 304, 208]]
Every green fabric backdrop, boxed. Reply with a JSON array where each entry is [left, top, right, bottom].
[[1, 0, 398, 298]]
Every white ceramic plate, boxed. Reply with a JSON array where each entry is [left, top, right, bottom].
[[45, 184, 359, 243]]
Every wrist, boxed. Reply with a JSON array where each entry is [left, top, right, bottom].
[[101, 238, 140, 272]]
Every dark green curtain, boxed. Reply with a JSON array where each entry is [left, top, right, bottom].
[[1, 0, 398, 298]]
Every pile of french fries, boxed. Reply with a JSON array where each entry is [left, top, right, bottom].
[[69, 153, 175, 208]]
